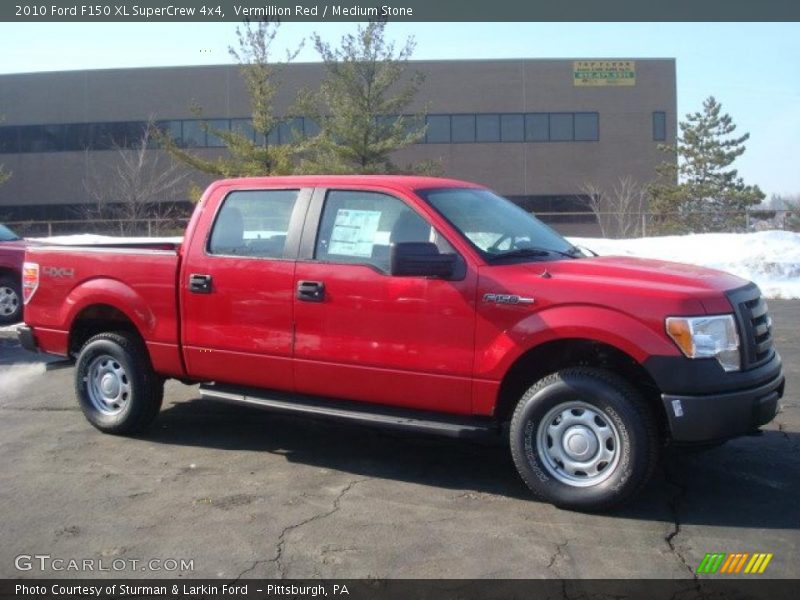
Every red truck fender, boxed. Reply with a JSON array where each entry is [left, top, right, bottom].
[[475, 304, 682, 382], [62, 277, 158, 345]]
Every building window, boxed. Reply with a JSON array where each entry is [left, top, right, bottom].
[[451, 114, 476, 143], [0, 111, 606, 154], [653, 111, 666, 141], [574, 113, 599, 141], [426, 115, 451, 143], [476, 114, 500, 142], [549, 113, 574, 141], [500, 114, 524, 142], [525, 113, 549, 142], [182, 120, 206, 148], [206, 119, 230, 148]]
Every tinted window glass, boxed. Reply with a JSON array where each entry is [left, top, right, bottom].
[[64, 123, 92, 151], [209, 190, 299, 258], [20, 125, 65, 152], [304, 118, 321, 138], [426, 116, 450, 143], [231, 118, 255, 142], [653, 111, 667, 141], [182, 120, 205, 148], [421, 187, 575, 258], [476, 114, 500, 142], [0, 126, 20, 153], [0, 224, 20, 241], [279, 118, 304, 144], [549, 114, 574, 141], [574, 113, 599, 141], [315, 190, 437, 272], [206, 119, 230, 148], [525, 114, 549, 141], [500, 114, 524, 142], [451, 115, 476, 143]]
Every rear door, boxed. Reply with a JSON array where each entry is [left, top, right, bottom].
[[181, 186, 311, 390], [291, 187, 477, 415]]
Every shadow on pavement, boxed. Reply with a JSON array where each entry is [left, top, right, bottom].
[[143, 396, 800, 530]]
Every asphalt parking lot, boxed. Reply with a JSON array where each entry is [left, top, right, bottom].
[[0, 301, 797, 581]]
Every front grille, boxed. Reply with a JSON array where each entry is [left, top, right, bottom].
[[726, 284, 775, 370]]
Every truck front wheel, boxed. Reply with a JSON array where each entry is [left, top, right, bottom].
[[510, 368, 658, 511], [75, 332, 164, 434]]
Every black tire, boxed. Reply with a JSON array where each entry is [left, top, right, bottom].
[[0, 275, 22, 325], [74, 331, 164, 434], [510, 367, 659, 511]]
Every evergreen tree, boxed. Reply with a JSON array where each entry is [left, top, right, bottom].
[[299, 21, 432, 174], [650, 96, 764, 233], [156, 20, 302, 182]]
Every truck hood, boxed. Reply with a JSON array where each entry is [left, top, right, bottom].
[[540, 256, 747, 292], [506, 255, 750, 313]]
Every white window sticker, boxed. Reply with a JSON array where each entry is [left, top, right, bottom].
[[328, 209, 382, 258]]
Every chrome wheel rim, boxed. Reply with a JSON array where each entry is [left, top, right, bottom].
[[0, 286, 19, 317], [535, 401, 621, 487], [85, 355, 131, 416]]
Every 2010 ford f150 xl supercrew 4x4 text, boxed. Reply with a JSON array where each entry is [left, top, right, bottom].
[[18, 176, 785, 510]]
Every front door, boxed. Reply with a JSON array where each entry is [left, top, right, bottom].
[[292, 188, 477, 415]]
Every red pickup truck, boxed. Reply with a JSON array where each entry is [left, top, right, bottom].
[[0, 223, 25, 324], [19, 176, 784, 510]]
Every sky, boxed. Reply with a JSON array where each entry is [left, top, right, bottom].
[[0, 22, 798, 198]]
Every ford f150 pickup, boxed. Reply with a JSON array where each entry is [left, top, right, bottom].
[[19, 176, 785, 510]]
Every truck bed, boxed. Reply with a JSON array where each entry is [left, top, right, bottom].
[[22, 242, 183, 373]]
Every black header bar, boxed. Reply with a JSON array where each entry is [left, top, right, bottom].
[[2, 1, 800, 22]]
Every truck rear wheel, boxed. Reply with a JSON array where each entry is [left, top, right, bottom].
[[510, 367, 658, 511], [75, 332, 163, 434]]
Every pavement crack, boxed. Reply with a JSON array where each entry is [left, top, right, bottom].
[[547, 539, 568, 572], [232, 477, 369, 581], [662, 461, 706, 598]]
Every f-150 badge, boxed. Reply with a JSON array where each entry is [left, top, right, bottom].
[[483, 293, 535, 305]]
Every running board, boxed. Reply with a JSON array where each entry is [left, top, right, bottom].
[[199, 384, 499, 438]]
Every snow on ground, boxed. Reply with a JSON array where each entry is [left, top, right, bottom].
[[27, 230, 800, 299], [569, 230, 800, 299]]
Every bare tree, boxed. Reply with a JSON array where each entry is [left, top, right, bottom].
[[579, 176, 648, 238], [83, 124, 190, 235]]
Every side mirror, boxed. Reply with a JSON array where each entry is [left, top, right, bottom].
[[390, 242, 457, 278]]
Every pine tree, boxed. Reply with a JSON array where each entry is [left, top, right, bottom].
[[650, 96, 764, 233], [298, 21, 432, 174], [155, 20, 302, 182]]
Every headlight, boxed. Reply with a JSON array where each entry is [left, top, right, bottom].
[[665, 315, 741, 372]]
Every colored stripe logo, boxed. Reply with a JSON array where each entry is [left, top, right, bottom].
[[697, 552, 773, 574]]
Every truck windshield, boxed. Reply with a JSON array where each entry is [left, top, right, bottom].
[[418, 187, 579, 261], [0, 224, 20, 242]]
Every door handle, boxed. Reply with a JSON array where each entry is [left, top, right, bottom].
[[297, 280, 325, 302], [189, 273, 212, 294]]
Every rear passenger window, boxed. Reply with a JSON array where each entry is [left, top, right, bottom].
[[209, 190, 299, 258], [315, 190, 451, 272]]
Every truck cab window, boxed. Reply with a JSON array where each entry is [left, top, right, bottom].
[[208, 189, 299, 258], [315, 190, 452, 272]]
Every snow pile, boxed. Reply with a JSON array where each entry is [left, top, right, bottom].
[[29, 234, 182, 244], [570, 230, 800, 299]]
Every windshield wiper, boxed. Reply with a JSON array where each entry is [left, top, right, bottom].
[[487, 247, 576, 262]]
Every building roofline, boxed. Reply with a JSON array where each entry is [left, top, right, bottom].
[[0, 57, 676, 78]]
